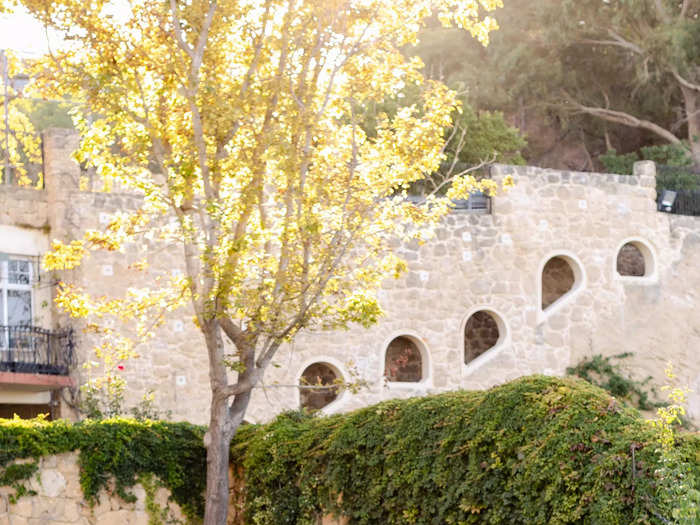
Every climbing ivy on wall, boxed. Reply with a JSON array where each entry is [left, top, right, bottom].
[[0, 418, 206, 518], [233, 375, 700, 524], [566, 353, 661, 411], [1, 377, 698, 524]]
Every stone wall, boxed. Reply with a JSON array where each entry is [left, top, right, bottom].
[[0, 185, 47, 230], [4, 130, 700, 425], [246, 162, 700, 423], [0, 453, 186, 525], [0, 453, 346, 525]]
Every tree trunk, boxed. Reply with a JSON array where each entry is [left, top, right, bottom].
[[202, 389, 253, 525], [200, 319, 254, 525], [680, 84, 700, 171], [203, 396, 234, 525]]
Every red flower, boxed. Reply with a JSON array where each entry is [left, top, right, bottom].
[[117, 365, 125, 371]]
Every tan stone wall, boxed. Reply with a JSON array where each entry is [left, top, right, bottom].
[[0, 185, 47, 230], [0, 453, 186, 525], [7, 130, 700, 426], [245, 162, 700, 424]]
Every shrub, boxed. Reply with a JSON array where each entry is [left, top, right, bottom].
[[233, 375, 700, 524]]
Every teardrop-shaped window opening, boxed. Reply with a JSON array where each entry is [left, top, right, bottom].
[[464, 310, 501, 364], [541, 256, 576, 310]]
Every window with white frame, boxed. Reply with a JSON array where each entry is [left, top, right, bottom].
[[1, 258, 34, 327]]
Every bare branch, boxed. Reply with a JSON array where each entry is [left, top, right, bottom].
[[254, 383, 346, 390], [413, 157, 496, 207], [569, 98, 684, 147], [680, 0, 691, 18], [672, 68, 700, 93], [168, 0, 194, 58], [442, 123, 469, 180], [219, 316, 245, 347], [215, 379, 252, 401], [653, 0, 670, 23], [190, 1, 218, 80], [577, 36, 644, 55], [608, 30, 645, 54]]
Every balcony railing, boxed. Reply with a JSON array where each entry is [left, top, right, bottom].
[[0, 325, 75, 376], [404, 191, 491, 214], [656, 165, 700, 216]]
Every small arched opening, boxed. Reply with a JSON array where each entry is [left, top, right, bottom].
[[616, 240, 655, 278], [464, 310, 502, 364], [299, 362, 341, 410], [384, 336, 424, 383]]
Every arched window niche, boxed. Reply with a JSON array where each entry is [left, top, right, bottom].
[[615, 238, 657, 282], [538, 251, 586, 321], [463, 308, 509, 366], [298, 361, 343, 411], [383, 334, 429, 384]]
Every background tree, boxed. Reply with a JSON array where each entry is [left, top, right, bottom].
[[0, 49, 42, 185], [405, 0, 700, 171], [23, 1, 507, 523], [552, 0, 700, 170]]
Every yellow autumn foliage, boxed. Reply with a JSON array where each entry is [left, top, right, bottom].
[[19, 1, 508, 520]]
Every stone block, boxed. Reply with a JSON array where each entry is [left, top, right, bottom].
[[633, 160, 656, 177], [96, 510, 134, 525], [10, 497, 33, 518], [39, 470, 66, 498]]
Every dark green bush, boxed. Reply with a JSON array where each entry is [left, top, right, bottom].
[[0, 417, 206, 518], [233, 375, 700, 524]]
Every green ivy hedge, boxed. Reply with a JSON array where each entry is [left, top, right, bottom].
[[233, 375, 700, 524], [0, 418, 206, 518], [1, 376, 698, 524]]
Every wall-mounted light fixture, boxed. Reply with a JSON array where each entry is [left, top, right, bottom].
[[659, 190, 677, 212]]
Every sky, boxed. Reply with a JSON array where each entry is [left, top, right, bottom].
[[0, 6, 62, 56]]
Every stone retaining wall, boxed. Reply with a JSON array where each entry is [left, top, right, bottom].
[[0, 453, 186, 525]]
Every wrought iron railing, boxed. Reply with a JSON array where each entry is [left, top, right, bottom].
[[404, 191, 491, 213], [656, 165, 700, 216], [0, 325, 75, 376], [452, 192, 491, 213]]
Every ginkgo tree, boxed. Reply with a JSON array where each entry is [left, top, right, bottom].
[[22, 0, 507, 523]]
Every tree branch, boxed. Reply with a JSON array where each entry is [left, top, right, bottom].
[[680, 0, 691, 18], [168, 0, 194, 58], [219, 316, 244, 344], [190, 1, 218, 80], [672, 68, 700, 93], [653, 0, 670, 23], [215, 0, 274, 161], [569, 99, 684, 146], [577, 34, 643, 55]]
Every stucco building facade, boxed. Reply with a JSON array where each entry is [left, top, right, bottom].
[[1, 129, 699, 424]]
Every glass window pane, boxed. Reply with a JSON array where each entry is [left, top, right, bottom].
[[7, 290, 31, 326], [8, 260, 31, 285]]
